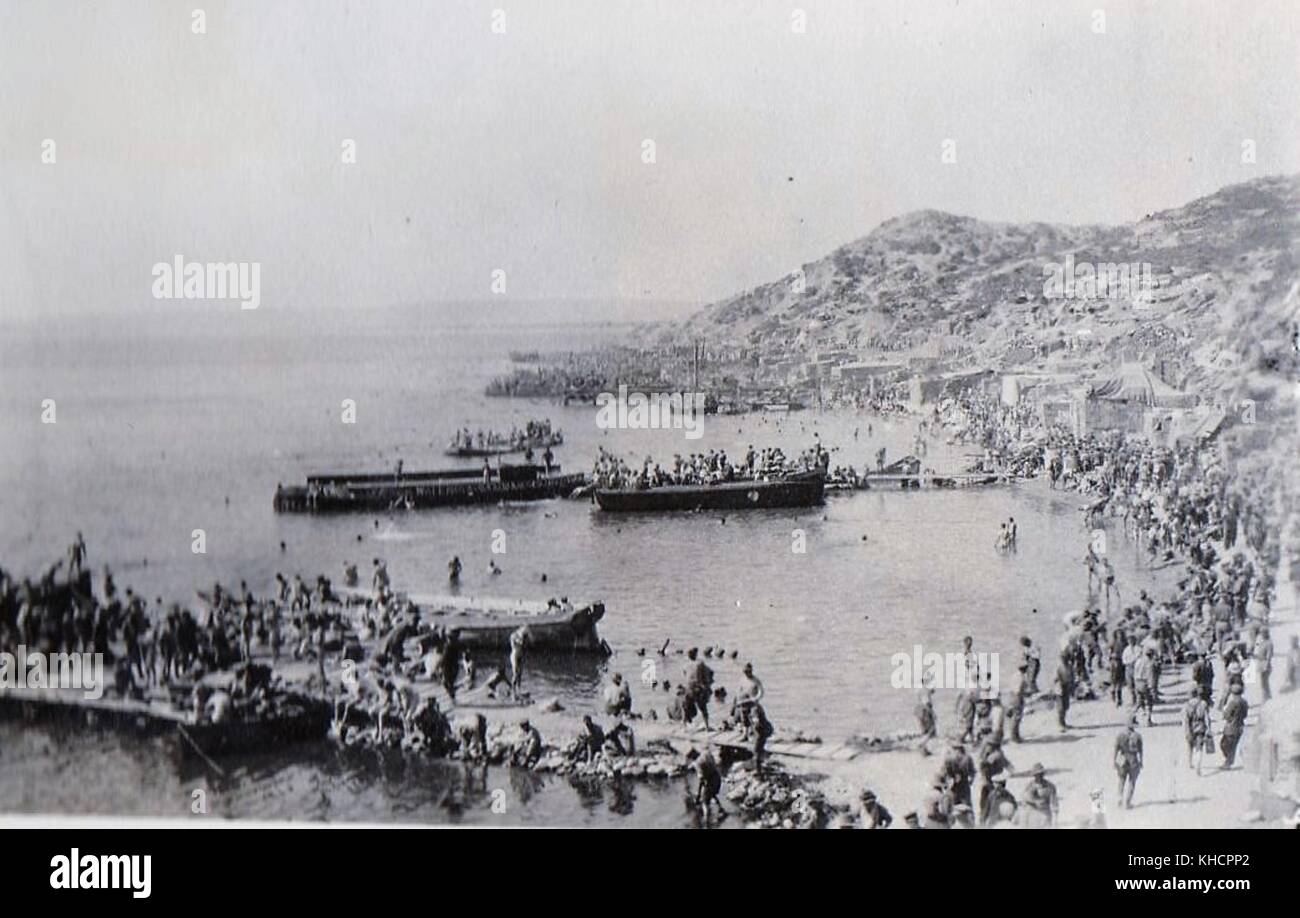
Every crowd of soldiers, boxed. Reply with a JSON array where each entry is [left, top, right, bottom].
[[875, 414, 1293, 828]]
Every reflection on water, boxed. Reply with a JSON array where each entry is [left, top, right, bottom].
[[0, 720, 701, 827]]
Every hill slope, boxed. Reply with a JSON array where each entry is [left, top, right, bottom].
[[668, 174, 1300, 399]]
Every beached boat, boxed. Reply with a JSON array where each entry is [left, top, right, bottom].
[[443, 432, 563, 458], [338, 588, 609, 654], [0, 687, 333, 759], [594, 471, 825, 512], [274, 463, 587, 513]]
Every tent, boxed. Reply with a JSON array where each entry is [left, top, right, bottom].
[[1087, 363, 1196, 409]]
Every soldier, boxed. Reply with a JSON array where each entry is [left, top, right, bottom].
[[1219, 683, 1249, 767], [977, 737, 1015, 819], [915, 686, 937, 756], [1020, 636, 1041, 694], [1189, 649, 1214, 706], [1055, 652, 1075, 731], [981, 774, 1017, 827], [687, 748, 725, 822], [1133, 647, 1157, 726], [1006, 674, 1027, 744], [955, 687, 978, 743], [858, 789, 893, 829], [1253, 628, 1274, 701], [749, 702, 774, 775], [68, 532, 87, 576], [1182, 685, 1213, 776], [922, 779, 953, 829], [1114, 716, 1144, 808], [940, 739, 976, 811], [1021, 763, 1058, 827]]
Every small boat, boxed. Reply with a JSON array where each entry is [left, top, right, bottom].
[[178, 700, 334, 757], [594, 471, 825, 512], [338, 588, 609, 654]]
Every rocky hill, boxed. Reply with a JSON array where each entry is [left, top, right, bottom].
[[665, 174, 1300, 403]]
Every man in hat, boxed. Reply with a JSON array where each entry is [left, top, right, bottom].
[[858, 789, 893, 829], [940, 738, 976, 811], [981, 774, 1017, 827], [1114, 716, 1144, 808], [1022, 763, 1058, 827], [1219, 683, 1249, 767]]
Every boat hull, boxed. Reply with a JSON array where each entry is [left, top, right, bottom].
[[594, 473, 824, 512], [339, 588, 608, 654], [275, 471, 587, 512]]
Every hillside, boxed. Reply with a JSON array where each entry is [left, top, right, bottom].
[[666, 174, 1300, 402]]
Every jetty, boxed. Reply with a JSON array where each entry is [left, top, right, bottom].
[[832, 471, 1012, 491], [274, 463, 588, 513]]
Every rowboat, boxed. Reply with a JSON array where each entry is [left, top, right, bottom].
[[338, 588, 609, 654], [594, 471, 825, 512]]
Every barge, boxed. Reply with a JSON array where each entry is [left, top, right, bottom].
[[274, 463, 587, 513], [594, 470, 825, 512]]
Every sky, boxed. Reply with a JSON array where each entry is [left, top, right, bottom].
[[1, 0, 1298, 324]]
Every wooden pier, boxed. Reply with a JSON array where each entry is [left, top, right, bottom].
[[829, 471, 1011, 491]]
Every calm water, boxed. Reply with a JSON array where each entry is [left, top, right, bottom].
[[0, 304, 1154, 825]]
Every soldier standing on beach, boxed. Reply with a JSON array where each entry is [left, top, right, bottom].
[[1006, 676, 1026, 744], [1219, 683, 1249, 767], [1054, 653, 1075, 731], [1114, 716, 1144, 808], [915, 687, 937, 755], [1182, 686, 1213, 776], [939, 739, 976, 811]]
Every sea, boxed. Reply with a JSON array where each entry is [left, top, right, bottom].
[[0, 302, 1159, 826]]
